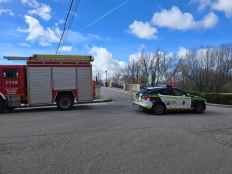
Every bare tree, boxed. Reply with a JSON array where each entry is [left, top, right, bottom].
[[119, 45, 232, 92]]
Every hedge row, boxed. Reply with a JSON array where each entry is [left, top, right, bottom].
[[189, 92, 232, 105], [204, 93, 232, 105]]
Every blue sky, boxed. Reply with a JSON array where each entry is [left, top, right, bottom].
[[0, 0, 232, 70]]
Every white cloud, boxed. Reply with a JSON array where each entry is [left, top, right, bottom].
[[21, 0, 52, 21], [152, 6, 196, 30], [196, 0, 232, 17], [196, 48, 208, 59], [89, 47, 126, 77], [200, 12, 218, 28], [167, 52, 174, 58], [212, 0, 232, 17], [129, 20, 157, 39], [129, 52, 143, 63], [0, 0, 14, 16], [21, 0, 39, 8], [18, 15, 60, 46], [0, 8, 14, 16], [18, 16, 101, 47], [28, 3, 51, 21], [177, 47, 190, 59], [152, 6, 218, 30], [193, 0, 211, 9], [59, 46, 73, 52]]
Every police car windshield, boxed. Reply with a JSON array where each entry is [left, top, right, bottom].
[[140, 87, 164, 95]]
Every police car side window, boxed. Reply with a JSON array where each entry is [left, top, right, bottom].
[[159, 88, 174, 96], [143, 89, 158, 95], [173, 89, 186, 96], [150, 90, 159, 95]]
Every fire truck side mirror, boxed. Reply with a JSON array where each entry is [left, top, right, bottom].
[[3, 72, 6, 78]]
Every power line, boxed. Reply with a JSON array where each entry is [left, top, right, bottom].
[[56, 0, 126, 53], [68, 0, 81, 31], [56, 0, 80, 54], [62, 0, 81, 48]]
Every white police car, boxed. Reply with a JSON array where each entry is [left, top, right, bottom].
[[133, 86, 206, 115]]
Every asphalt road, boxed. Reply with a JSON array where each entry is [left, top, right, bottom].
[[1, 87, 232, 174]]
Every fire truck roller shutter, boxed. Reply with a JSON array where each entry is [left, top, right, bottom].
[[52, 67, 76, 90], [27, 67, 52, 105], [77, 67, 93, 102]]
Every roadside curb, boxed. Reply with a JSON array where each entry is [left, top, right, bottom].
[[93, 98, 113, 103], [207, 103, 232, 108], [78, 98, 113, 104]]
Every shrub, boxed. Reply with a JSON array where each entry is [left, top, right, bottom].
[[205, 93, 232, 105], [188, 91, 232, 105], [222, 82, 232, 93]]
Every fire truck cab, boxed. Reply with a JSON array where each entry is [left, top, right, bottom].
[[0, 54, 95, 112]]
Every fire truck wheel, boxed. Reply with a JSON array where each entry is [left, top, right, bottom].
[[57, 95, 74, 110], [0, 98, 6, 113], [6, 106, 15, 112]]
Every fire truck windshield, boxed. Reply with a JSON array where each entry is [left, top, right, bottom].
[[4, 70, 17, 79]]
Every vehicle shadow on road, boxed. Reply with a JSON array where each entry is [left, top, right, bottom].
[[135, 109, 219, 117], [1, 105, 95, 115]]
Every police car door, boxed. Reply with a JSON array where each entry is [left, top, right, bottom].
[[158, 88, 177, 109], [172, 89, 191, 109]]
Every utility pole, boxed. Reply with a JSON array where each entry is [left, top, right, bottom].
[[105, 70, 108, 87]]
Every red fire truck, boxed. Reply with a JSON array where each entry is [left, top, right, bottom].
[[0, 54, 95, 112]]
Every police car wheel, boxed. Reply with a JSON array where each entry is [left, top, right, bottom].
[[194, 103, 205, 114], [152, 104, 166, 115]]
